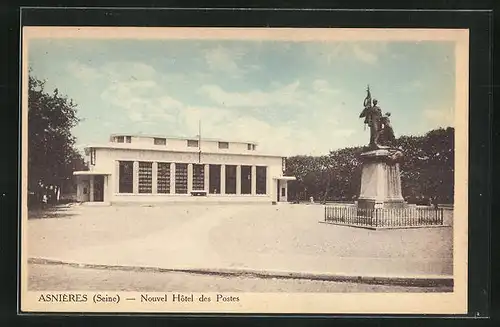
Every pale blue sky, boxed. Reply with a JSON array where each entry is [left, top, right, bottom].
[[28, 38, 455, 156]]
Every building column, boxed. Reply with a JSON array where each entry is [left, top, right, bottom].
[[89, 176, 95, 202], [265, 167, 269, 195], [133, 161, 139, 194], [220, 164, 226, 195], [170, 163, 176, 194], [251, 165, 257, 195], [188, 163, 193, 194], [76, 176, 82, 201], [278, 180, 284, 202], [115, 161, 120, 193], [152, 162, 158, 194], [204, 164, 210, 192], [103, 175, 109, 203], [236, 165, 241, 195]]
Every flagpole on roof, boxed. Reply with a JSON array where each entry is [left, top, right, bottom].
[[198, 120, 201, 164]]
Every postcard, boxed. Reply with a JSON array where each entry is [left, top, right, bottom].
[[21, 26, 468, 314]]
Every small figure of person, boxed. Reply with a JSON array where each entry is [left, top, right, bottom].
[[42, 193, 48, 209], [432, 197, 439, 209]]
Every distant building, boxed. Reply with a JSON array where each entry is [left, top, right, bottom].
[[73, 134, 295, 205]]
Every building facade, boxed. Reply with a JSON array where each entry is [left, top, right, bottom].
[[73, 134, 295, 205]]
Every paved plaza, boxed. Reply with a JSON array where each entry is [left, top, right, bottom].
[[27, 203, 453, 285]]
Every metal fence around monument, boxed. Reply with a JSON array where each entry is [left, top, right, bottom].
[[324, 206, 444, 228]]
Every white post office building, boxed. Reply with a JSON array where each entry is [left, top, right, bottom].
[[73, 134, 296, 205]]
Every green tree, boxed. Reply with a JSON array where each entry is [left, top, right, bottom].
[[285, 155, 321, 201], [326, 146, 364, 201], [395, 127, 454, 203], [286, 127, 454, 204], [28, 70, 87, 205]]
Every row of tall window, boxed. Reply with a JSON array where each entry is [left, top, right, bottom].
[[118, 161, 267, 195], [157, 163, 171, 193], [192, 164, 205, 191], [138, 162, 153, 193], [175, 163, 188, 194]]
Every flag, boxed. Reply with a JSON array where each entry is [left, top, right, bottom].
[[360, 85, 372, 127], [363, 85, 372, 108]]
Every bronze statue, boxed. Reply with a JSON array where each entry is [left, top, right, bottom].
[[379, 112, 395, 145], [359, 86, 397, 148], [359, 86, 383, 149]]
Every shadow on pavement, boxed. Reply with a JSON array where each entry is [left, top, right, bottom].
[[28, 205, 79, 220]]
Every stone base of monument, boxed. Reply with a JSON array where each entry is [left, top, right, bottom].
[[357, 198, 406, 210], [357, 147, 406, 212]]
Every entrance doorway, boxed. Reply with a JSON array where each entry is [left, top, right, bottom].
[[93, 175, 104, 202]]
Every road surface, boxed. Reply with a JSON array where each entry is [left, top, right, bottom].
[[28, 263, 452, 293]]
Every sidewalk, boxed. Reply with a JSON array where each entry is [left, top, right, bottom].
[[27, 204, 453, 286]]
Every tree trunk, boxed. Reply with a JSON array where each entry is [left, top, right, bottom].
[[322, 176, 331, 204]]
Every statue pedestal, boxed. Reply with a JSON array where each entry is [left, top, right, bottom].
[[357, 148, 405, 210]]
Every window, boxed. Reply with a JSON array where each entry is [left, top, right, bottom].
[[241, 165, 252, 194], [187, 140, 199, 147], [218, 142, 229, 149], [247, 143, 252, 150], [209, 165, 221, 194], [118, 161, 134, 193], [154, 138, 166, 145], [175, 163, 188, 194], [138, 162, 153, 193], [90, 148, 96, 165], [157, 162, 170, 193], [192, 164, 205, 191], [225, 165, 237, 194], [115, 136, 131, 143], [282, 187, 286, 197], [256, 166, 267, 194]]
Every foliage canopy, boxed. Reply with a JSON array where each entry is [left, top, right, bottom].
[[285, 127, 454, 204], [28, 71, 87, 195]]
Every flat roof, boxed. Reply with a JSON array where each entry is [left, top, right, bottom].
[[110, 133, 259, 145], [83, 143, 285, 158]]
